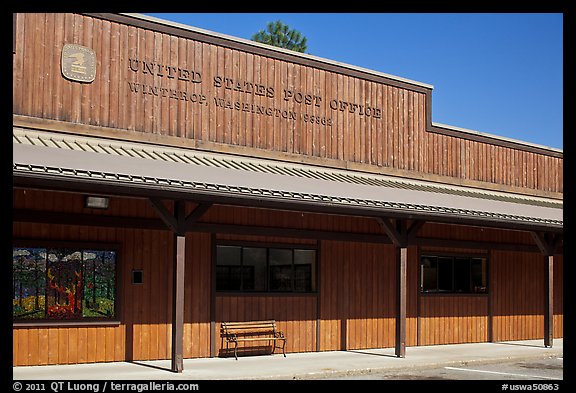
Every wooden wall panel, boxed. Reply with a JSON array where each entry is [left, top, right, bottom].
[[419, 222, 536, 246], [319, 241, 398, 351], [491, 251, 563, 342], [207, 204, 380, 247], [406, 246, 419, 346], [13, 13, 562, 194], [491, 250, 540, 342], [183, 232, 212, 359], [419, 296, 489, 346], [553, 254, 563, 339]]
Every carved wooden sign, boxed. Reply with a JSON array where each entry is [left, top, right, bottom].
[[126, 56, 382, 128]]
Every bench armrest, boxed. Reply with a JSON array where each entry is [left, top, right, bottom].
[[225, 333, 238, 342]]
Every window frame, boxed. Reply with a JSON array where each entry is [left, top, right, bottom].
[[214, 240, 318, 295], [419, 251, 489, 295], [12, 239, 121, 326]]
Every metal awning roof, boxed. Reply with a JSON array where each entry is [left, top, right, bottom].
[[12, 127, 563, 232]]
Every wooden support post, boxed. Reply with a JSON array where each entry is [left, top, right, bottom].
[[396, 246, 407, 358], [544, 254, 554, 348], [149, 199, 212, 372], [530, 232, 559, 349], [376, 218, 419, 358], [376, 217, 414, 358], [171, 233, 186, 372]]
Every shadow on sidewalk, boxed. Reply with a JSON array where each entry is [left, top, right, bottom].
[[129, 361, 172, 373], [493, 341, 549, 349], [346, 350, 398, 359]]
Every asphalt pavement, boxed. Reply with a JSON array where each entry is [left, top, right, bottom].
[[328, 356, 563, 380], [12, 338, 563, 381]]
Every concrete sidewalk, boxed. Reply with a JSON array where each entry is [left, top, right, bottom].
[[13, 339, 562, 380]]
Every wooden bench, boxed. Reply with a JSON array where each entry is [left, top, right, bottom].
[[220, 320, 287, 360]]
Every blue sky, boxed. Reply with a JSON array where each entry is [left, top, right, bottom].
[[145, 13, 563, 150]]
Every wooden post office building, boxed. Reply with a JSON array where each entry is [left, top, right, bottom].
[[12, 13, 563, 372]]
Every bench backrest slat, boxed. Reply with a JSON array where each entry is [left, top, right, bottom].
[[221, 320, 279, 336]]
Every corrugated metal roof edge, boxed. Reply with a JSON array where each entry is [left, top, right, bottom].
[[12, 165, 563, 232], [13, 127, 562, 210], [12, 116, 563, 202]]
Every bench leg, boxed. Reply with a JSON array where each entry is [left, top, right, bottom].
[[234, 342, 238, 360], [282, 339, 286, 357]]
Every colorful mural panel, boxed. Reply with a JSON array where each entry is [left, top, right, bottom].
[[12, 247, 116, 320]]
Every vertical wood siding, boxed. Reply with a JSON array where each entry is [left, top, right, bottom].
[[319, 241, 414, 351], [183, 232, 212, 359], [553, 254, 563, 339], [491, 251, 563, 341], [419, 296, 489, 345], [419, 222, 537, 247], [13, 13, 562, 193]]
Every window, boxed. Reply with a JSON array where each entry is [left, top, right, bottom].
[[216, 244, 317, 293], [13, 246, 117, 321], [420, 254, 487, 294]]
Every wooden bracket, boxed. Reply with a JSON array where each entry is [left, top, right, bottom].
[[149, 199, 212, 235], [530, 232, 561, 256], [376, 217, 424, 247]]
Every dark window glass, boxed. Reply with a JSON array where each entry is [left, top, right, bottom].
[[269, 249, 293, 291], [216, 245, 316, 293], [294, 249, 316, 292], [453, 258, 471, 293], [242, 247, 266, 291], [420, 255, 488, 294], [471, 258, 488, 293], [421, 256, 437, 292], [437, 257, 453, 292], [13, 246, 117, 321], [216, 246, 241, 291]]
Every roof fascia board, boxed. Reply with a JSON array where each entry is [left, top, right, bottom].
[[431, 122, 563, 156], [117, 12, 434, 90]]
